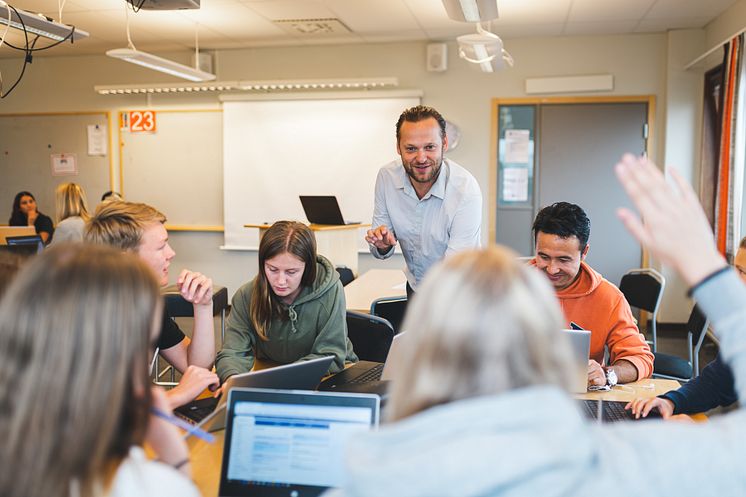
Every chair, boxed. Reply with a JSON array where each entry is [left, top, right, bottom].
[[653, 304, 709, 382], [370, 296, 408, 334], [619, 268, 665, 352], [335, 266, 355, 286], [155, 285, 229, 385], [346, 311, 394, 363]]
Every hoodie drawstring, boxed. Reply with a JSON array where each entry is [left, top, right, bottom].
[[288, 306, 298, 333]]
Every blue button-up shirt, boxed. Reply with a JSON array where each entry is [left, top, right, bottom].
[[369, 158, 482, 289]]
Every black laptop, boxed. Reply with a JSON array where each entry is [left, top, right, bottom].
[[3, 235, 44, 256], [299, 196, 359, 225]]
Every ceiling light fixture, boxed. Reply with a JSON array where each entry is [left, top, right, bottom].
[[0, 4, 88, 41], [457, 24, 513, 73], [106, 3, 215, 82], [441, 0, 498, 23], [93, 77, 398, 95]]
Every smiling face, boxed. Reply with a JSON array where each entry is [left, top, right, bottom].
[[264, 251, 307, 304], [397, 117, 448, 195], [534, 231, 588, 290], [136, 223, 175, 287], [19, 195, 37, 215]]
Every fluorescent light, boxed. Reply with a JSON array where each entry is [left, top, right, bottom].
[[94, 77, 398, 95], [0, 5, 88, 41], [441, 0, 498, 22], [106, 48, 216, 82]]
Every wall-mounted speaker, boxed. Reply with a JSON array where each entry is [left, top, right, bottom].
[[426, 43, 448, 72]]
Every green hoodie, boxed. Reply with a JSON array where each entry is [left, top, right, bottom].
[[216, 255, 358, 382]]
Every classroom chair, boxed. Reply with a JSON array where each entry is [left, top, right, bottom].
[[619, 268, 666, 352], [346, 311, 394, 363], [155, 285, 229, 386], [652, 304, 709, 382], [370, 296, 408, 334], [335, 266, 355, 286]]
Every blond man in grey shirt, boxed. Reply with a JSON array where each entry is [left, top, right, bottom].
[[366, 106, 482, 295]]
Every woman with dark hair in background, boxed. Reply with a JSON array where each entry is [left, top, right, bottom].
[[8, 190, 54, 243], [216, 220, 357, 383]]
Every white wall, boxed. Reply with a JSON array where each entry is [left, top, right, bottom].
[[2, 32, 702, 314]]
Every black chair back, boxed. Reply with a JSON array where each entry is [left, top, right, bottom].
[[619, 272, 662, 313], [370, 297, 408, 334], [346, 311, 394, 363], [687, 303, 709, 349], [335, 267, 355, 286]]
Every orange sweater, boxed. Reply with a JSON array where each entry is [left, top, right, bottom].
[[532, 260, 654, 379]]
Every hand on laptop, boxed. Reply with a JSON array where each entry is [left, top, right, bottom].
[[167, 365, 219, 408], [587, 360, 606, 387], [365, 225, 397, 253], [625, 397, 674, 419]]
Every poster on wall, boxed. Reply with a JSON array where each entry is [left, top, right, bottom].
[[50, 153, 78, 176]]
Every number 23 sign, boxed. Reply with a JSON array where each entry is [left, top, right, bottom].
[[124, 110, 157, 133]]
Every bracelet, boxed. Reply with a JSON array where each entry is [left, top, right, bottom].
[[158, 457, 190, 470], [686, 265, 731, 297]]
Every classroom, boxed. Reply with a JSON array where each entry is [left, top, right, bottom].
[[1, 1, 746, 496]]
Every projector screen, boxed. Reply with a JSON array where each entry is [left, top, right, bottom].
[[222, 93, 420, 250]]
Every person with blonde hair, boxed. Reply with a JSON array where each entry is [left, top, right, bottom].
[[0, 244, 199, 497], [86, 200, 218, 407], [50, 182, 90, 245], [326, 154, 746, 497], [216, 221, 357, 382]]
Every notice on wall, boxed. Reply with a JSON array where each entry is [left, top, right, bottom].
[[504, 129, 530, 164], [87, 124, 108, 156], [502, 167, 528, 202], [50, 153, 78, 176]]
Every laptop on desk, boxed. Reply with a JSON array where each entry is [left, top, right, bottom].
[[299, 196, 359, 225], [317, 332, 407, 399], [219, 388, 379, 497], [174, 356, 334, 432], [563, 328, 591, 394]]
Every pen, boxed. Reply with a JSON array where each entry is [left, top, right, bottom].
[[150, 407, 215, 444]]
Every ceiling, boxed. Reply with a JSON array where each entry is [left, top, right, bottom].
[[0, 0, 739, 58]]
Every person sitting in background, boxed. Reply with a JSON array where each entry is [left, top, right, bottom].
[[8, 190, 54, 243], [86, 201, 218, 407], [50, 183, 89, 245], [0, 244, 199, 497], [325, 154, 746, 497], [626, 235, 746, 419], [530, 201, 653, 386], [216, 221, 357, 383], [101, 190, 123, 202]]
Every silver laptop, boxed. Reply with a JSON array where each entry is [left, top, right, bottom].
[[178, 356, 334, 433], [563, 328, 591, 394], [219, 387, 379, 497]]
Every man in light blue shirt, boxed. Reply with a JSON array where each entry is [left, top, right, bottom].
[[365, 105, 482, 295]]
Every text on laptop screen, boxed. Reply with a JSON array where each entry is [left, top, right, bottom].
[[226, 401, 372, 488]]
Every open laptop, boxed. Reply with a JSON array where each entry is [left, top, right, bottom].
[[174, 356, 334, 432], [317, 332, 407, 397], [219, 388, 379, 497], [563, 328, 591, 394], [5, 235, 44, 255], [0, 226, 36, 245], [299, 196, 359, 225]]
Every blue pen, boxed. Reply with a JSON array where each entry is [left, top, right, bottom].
[[150, 407, 215, 444]]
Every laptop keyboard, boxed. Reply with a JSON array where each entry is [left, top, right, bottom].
[[174, 396, 219, 424], [348, 364, 385, 384], [580, 399, 661, 422]]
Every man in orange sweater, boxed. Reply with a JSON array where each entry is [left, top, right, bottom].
[[530, 202, 654, 387]]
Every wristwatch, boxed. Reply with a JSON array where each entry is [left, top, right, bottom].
[[605, 368, 618, 387]]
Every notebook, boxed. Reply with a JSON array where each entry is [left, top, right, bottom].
[[317, 332, 407, 397], [299, 196, 359, 225], [219, 388, 379, 497], [174, 356, 334, 432]]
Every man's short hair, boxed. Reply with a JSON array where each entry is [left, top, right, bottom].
[[395, 105, 447, 142], [532, 202, 591, 250], [85, 200, 166, 251]]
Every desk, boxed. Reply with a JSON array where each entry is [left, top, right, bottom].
[[344, 269, 407, 313], [245, 223, 366, 274], [189, 378, 685, 496]]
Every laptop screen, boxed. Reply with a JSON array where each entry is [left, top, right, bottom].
[[220, 389, 379, 497]]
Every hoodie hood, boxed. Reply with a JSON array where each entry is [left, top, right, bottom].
[[284, 254, 338, 332]]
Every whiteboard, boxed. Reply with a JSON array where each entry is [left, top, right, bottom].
[[120, 109, 223, 227], [0, 113, 111, 223], [222, 94, 420, 250]]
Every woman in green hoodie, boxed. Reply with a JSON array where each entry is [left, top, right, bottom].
[[216, 221, 357, 382]]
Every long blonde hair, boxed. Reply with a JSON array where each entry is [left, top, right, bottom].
[[0, 244, 161, 497], [55, 182, 90, 223], [386, 246, 579, 421]]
